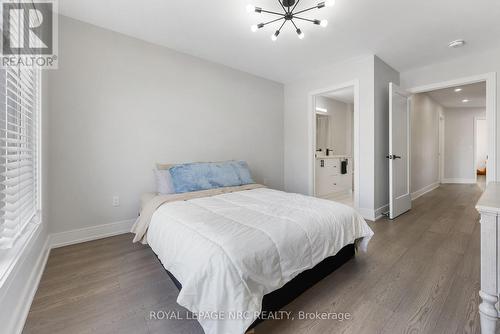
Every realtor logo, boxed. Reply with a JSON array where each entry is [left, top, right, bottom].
[[1, 0, 58, 68]]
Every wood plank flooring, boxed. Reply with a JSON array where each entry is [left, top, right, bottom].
[[23, 183, 483, 334]]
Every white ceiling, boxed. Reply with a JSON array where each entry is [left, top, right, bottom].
[[322, 86, 354, 103], [426, 82, 486, 108], [58, 0, 500, 83]]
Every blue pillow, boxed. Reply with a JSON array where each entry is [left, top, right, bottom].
[[169, 161, 254, 193], [230, 161, 254, 185]]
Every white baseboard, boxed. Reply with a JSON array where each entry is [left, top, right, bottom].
[[49, 219, 135, 249], [0, 225, 50, 334], [411, 182, 440, 201], [441, 178, 476, 184], [357, 204, 388, 221], [12, 237, 50, 334], [374, 204, 389, 221]]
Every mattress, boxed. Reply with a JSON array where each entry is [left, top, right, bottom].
[[147, 187, 373, 334]]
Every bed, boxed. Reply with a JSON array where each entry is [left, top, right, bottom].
[[131, 162, 373, 334]]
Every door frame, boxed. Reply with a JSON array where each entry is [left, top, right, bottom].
[[308, 79, 360, 210], [474, 116, 487, 182], [407, 72, 497, 185], [438, 113, 445, 183]]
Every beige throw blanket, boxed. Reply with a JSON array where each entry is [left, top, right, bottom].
[[131, 183, 266, 244]]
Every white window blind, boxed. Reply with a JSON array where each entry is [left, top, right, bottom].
[[0, 5, 41, 249]]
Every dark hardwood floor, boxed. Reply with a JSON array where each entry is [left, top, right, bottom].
[[23, 183, 483, 334]]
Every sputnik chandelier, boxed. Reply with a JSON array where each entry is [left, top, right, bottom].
[[247, 0, 335, 41]]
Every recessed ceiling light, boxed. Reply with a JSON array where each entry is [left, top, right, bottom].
[[454, 88, 462, 92], [462, 99, 469, 103], [448, 39, 466, 48]]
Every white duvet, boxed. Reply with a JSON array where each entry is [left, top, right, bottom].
[[147, 187, 373, 334]]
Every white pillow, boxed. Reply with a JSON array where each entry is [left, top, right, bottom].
[[154, 169, 175, 195]]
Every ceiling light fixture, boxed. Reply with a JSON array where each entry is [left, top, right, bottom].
[[454, 88, 462, 92], [247, 0, 334, 41], [316, 107, 328, 113], [462, 99, 470, 103], [448, 39, 466, 48]]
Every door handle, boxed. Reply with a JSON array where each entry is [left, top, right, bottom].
[[386, 155, 402, 160]]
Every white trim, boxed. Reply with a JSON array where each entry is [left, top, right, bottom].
[[308, 79, 360, 211], [411, 182, 440, 201], [438, 113, 445, 183], [11, 237, 50, 334], [374, 204, 389, 221], [475, 116, 487, 182], [441, 178, 476, 184], [357, 204, 388, 221], [49, 219, 135, 249], [407, 72, 497, 184], [0, 224, 49, 334]]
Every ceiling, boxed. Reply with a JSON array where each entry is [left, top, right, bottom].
[[58, 0, 500, 83], [426, 82, 486, 108], [322, 86, 354, 103]]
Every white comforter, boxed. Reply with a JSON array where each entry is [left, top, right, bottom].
[[147, 188, 373, 334]]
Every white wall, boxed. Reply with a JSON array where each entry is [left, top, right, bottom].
[[443, 108, 486, 182], [284, 55, 375, 218], [400, 47, 500, 181], [284, 55, 399, 220], [476, 119, 487, 170], [315, 96, 352, 155], [410, 93, 442, 194], [47, 16, 284, 234]]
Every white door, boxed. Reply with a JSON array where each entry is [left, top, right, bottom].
[[389, 83, 411, 219]]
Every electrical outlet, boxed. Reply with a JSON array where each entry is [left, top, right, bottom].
[[112, 195, 120, 207]]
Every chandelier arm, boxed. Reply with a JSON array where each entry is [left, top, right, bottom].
[[293, 16, 317, 24], [293, 6, 318, 15], [276, 0, 288, 13], [260, 9, 286, 16], [290, 0, 301, 13], [263, 17, 286, 26], [291, 19, 299, 30], [277, 19, 287, 32]]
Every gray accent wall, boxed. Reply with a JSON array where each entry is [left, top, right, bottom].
[[47, 16, 284, 234]]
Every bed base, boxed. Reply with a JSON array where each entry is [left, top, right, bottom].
[[158, 243, 356, 331]]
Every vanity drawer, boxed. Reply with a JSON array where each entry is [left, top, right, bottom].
[[318, 158, 340, 176]]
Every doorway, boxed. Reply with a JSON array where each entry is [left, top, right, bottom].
[[389, 73, 495, 218], [310, 81, 359, 209]]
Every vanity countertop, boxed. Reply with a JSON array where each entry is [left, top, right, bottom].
[[316, 155, 351, 159]]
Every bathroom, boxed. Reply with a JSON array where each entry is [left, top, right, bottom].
[[314, 87, 355, 206]]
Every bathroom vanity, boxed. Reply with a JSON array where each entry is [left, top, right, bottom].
[[315, 155, 353, 197]]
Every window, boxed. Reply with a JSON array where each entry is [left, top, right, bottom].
[[0, 65, 41, 249]]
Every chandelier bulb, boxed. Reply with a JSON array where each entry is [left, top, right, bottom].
[[271, 30, 280, 41], [320, 19, 328, 27], [296, 29, 305, 39], [325, 0, 335, 7]]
